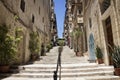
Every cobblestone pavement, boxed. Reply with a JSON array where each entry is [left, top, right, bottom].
[[34, 46, 88, 64]]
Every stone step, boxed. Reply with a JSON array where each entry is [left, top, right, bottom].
[[85, 76, 120, 80], [1, 63, 116, 80], [18, 63, 103, 70], [2, 76, 120, 80], [61, 66, 113, 72], [12, 66, 113, 73], [0, 70, 113, 78]]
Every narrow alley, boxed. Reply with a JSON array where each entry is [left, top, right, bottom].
[[1, 46, 120, 80], [1, 0, 120, 80]]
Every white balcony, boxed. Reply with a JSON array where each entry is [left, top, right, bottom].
[[77, 17, 83, 23]]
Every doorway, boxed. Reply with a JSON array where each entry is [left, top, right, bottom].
[[105, 16, 114, 65], [89, 33, 96, 62]]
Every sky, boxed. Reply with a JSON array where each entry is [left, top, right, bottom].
[[54, 0, 66, 38]]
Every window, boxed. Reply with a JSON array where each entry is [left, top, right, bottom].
[[39, 7, 40, 15], [32, 15, 35, 23], [78, 10, 81, 15], [42, 17, 44, 23], [100, 0, 111, 14], [89, 18, 92, 28], [20, 0, 25, 12], [34, 0, 35, 4]]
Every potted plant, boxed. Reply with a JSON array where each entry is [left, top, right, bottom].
[[46, 43, 52, 52], [29, 31, 40, 60], [58, 40, 64, 46], [95, 46, 103, 64], [73, 28, 82, 56], [46, 44, 50, 52], [112, 46, 120, 76], [0, 24, 19, 73]]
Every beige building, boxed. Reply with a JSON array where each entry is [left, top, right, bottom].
[[50, 0, 58, 46], [64, 0, 87, 56], [0, 0, 56, 64], [83, 0, 120, 65]]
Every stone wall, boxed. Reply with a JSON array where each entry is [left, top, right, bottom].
[[0, 0, 52, 64], [84, 0, 120, 65], [0, 1, 30, 64]]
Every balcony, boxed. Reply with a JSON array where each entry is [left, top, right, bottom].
[[100, 0, 111, 14], [77, 17, 83, 23]]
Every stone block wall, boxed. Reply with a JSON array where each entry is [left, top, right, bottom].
[[0, 0, 52, 64], [84, 0, 120, 65]]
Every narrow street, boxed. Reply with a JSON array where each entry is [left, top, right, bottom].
[[30, 46, 88, 64], [1, 46, 120, 80], [1, 0, 120, 80]]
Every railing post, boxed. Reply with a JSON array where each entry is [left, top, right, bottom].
[[54, 46, 63, 80], [58, 46, 62, 80], [59, 56, 61, 80]]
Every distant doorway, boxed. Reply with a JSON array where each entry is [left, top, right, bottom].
[[89, 33, 96, 62], [105, 16, 114, 65]]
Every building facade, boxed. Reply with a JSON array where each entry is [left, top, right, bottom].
[[64, 0, 87, 56], [50, 0, 58, 46], [83, 0, 120, 65], [64, 0, 120, 65], [0, 0, 57, 64]]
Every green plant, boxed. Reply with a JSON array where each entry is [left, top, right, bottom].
[[29, 31, 40, 55], [112, 46, 120, 68], [73, 28, 82, 39], [95, 46, 103, 59], [46, 43, 52, 52], [14, 15, 19, 21], [58, 39, 64, 46], [15, 27, 23, 44], [73, 28, 82, 52], [0, 24, 21, 66]]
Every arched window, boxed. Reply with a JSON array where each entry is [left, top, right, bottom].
[[89, 18, 92, 28], [20, 0, 25, 12], [32, 15, 35, 23]]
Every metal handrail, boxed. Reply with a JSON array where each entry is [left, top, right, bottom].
[[53, 46, 63, 80]]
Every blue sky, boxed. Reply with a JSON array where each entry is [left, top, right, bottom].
[[54, 0, 66, 38]]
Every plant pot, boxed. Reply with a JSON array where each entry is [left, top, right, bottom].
[[114, 68, 120, 76], [97, 58, 104, 64], [0, 65, 10, 73], [31, 54, 38, 61], [32, 55, 36, 60], [76, 52, 81, 56]]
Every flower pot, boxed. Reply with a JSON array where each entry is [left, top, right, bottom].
[[31, 54, 37, 61], [0, 65, 10, 73], [114, 68, 120, 76], [97, 58, 104, 64], [76, 52, 81, 56], [32, 55, 36, 60]]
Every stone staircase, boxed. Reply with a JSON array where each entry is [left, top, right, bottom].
[[1, 63, 120, 80]]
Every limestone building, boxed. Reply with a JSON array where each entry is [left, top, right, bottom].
[[64, 0, 87, 56], [83, 0, 120, 65], [50, 0, 58, 46], [0, 0, 57, 64]]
